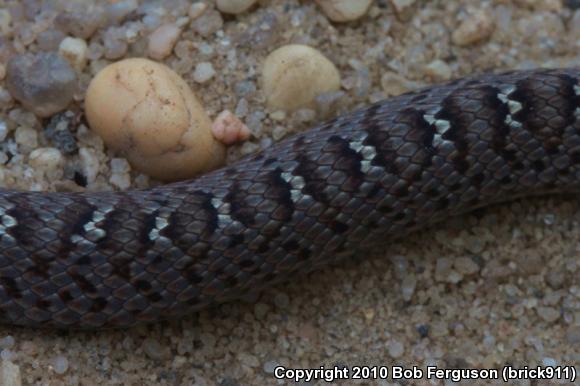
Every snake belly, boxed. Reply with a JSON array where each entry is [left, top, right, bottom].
[[0, 68, 578, 328]]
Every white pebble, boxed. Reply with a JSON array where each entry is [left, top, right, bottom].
[[79, 147, 100, 184], [0, 9, 11, 36], [263, 360, 279, 374], [59, 37, 88, 72], [109, 158, 131, 190], [0, 350, 14, 361], [454, 257, 480, 276], [148, 24, 182, 60], [315, 0, 372, 22], [424, 59, 452, 81], [142, 338, 169, 360], [537, 306, 560, 323], [52, 356, 69, 374], [109, 157, 128, 173], [262, 44, 340, 111], [0, 121, 8, 142], [29, 147, 64, 172], [216, 0, 257, 14], [387, 340, 405, 358], [0, 336, 14, 349], [401, 274, 416, 301], [381, 72, 420, 96], [189, 2, 208, 20], [238, 352, 260, 368], [14, 126, 38, 149], [0, 360, 21, 386], [193, 62, 216, 83]]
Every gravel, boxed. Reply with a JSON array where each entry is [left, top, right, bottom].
[[0, 0, 578, 385]]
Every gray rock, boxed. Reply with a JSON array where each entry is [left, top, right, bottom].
[[6, 53, 77, 118]]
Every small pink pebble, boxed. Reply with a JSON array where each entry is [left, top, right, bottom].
[[212, 110, 251, 145]]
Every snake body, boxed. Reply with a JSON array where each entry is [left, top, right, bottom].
[[0, 68, 578, 328]]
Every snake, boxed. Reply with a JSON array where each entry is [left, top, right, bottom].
[[0, 68, 578, 328]]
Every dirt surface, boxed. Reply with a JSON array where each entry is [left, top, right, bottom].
[[0, 0, 578, 385]]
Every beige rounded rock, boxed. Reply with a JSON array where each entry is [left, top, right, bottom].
[[148, 24, 182, 60], [315, 0, 372, 22], [58, 37, 88, 72], [262, 44, 340, 112], [216, 0, 257, 14], [85, 58, 225, 181]]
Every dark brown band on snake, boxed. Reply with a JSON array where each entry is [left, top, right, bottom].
[[0, 68, 578, 328]]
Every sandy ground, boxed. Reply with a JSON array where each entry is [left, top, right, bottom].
[[0, 0, 578, 385]]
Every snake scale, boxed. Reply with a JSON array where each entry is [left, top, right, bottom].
[[0, 68, 578, 328]]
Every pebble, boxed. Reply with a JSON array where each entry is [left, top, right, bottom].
[[0, 360, 21, 386], [389, 0, 417, 21], [142, 338, 169, 360], [294, 108, 316, 123], [536, 306, 560, 323], [44, 112, 78, 155], [236, 12, 278, 49], [148, 24, 182, 60], [274, 293, 290, 309], [0, 350, 13, 361], [387, 340, 405, 358], [234, 98, 249, 117], [565, 325, 580, 344], [253, 303, 270, 320], [545, 270, 565, 289], [262, 44, 340, 111], [109, 158, 131, 190], [416, 324, 429, 338], [435, 257, 452, 281], [454, 257, 480, 276], [55, 7, 104, 39], [0, 336, 14, 349], [52, 356, 69, 374], [234, 80, 256, 97], [105, 0, 139, 24], [193, 62, 216, 83], [315, 90, 345, 117], [262, 360, 278, 374], [240, 142, 260, 155], [59, 37, 88, 72], [216, 0, 258, 15], [0, 9, 11, 36], [381, 72, 418, 96], [85, 58, 225, 180], [401, 274, 417, 301], [5, 52, 77, 118], [452, 10, 495, 46], [212, 110, 250, 145], [190, 9, 223, 37], [315, 0, 372, 22], [238, 352, 259, 368], [29, 148, 64, 177], [79, 147, 100, 184], [103, 27, 128, 60], [424, 59, 452, 81], [14, 126, 38, 150], [189, 2, 208, 20], [36, 29, 65, 51], [0, 121, 7, 142], [271, 125, 287, 141]]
